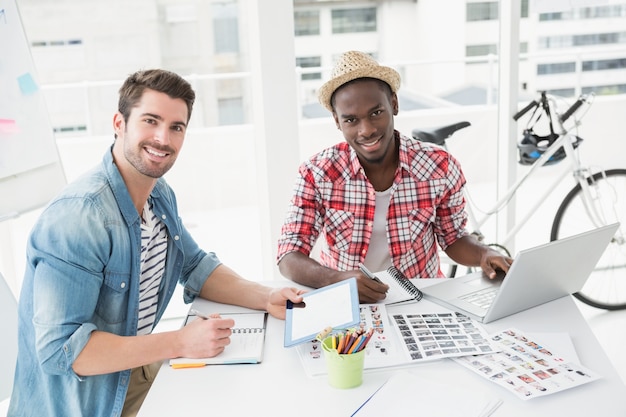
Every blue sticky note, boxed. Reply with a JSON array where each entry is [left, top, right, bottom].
[[17, 73, 39, 95]]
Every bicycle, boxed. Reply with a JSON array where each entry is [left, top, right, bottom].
[[411, 91, 626, 310]]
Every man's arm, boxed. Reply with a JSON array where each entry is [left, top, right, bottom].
[[72, 315, 235, 376], [444, 235, 513, 278], [197, 264, 304, 319], [278, 251, 388, 303], [72, 265, 304, 376]]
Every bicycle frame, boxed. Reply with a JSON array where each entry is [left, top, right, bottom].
[[465, 94, 599, 249], [437, 92, 626, 310]]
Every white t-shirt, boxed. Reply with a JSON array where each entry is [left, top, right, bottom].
[[363, 187, 393, 273]]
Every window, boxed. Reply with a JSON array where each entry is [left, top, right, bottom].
[[466, 2, 499, 21], [540, 5, 626, 21], [539, 12, 564, 21], [466, 44, 497, 57], [583, 58, 626, 71], [520, 42, 528, 54], [520, 0, 529, 18], [218, 97, 244, 125], [212, 2, 239, 53], [29, 37, 86, 74], [574, 32, 618, 47], [582, 84, 626, 95], [31, 39, 83, 48], [539, 32, 626, 49], [537, 62, 576, 75], [467, 0, 528, 21], [294, 10, 320, 36], [546, 88, 576, 97], [296, 56, 321, 80], [332, 8, 376, 34], [580, 5, 626, 18], [54, 125, 87, 134]]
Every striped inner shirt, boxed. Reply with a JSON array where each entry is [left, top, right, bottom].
[[137, 200, 168, 335]]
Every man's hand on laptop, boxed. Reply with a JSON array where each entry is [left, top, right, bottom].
[[481, 248, 514, 279]]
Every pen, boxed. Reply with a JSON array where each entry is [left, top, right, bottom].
[[171, 362, 207, 369], [359, 263, 383, 285], [190, 309, 221, 320], [190, 309, 209, 319]]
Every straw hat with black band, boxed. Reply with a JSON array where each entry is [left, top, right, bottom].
[[317, 51, 401, 113]]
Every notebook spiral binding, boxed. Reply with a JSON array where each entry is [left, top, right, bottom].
[[233, 328, 264, 334], [387, 266, 423, 301]]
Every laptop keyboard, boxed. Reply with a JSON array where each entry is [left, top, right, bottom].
[[460, 287, 498, 309]]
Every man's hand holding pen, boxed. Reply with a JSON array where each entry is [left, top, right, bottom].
[[354, 263, 389, 304], [177, 310, 235, 359]]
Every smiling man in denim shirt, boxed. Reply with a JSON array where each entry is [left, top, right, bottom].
[[8, 69, 304, 417]]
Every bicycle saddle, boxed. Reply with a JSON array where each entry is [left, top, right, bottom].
[[411, 121, 471, 146]]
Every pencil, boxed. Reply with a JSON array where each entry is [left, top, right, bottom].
[[342, 332, 355, 354], [171, 362, 206, 369], [356, 328, 374, 353], [347, 335, 363, 354], [336, 333, 345, 353]]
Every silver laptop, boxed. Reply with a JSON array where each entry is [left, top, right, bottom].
[[422, 223, 619, 323]]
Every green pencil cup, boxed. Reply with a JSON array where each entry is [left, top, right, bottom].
[[321, 336, 365, 389]]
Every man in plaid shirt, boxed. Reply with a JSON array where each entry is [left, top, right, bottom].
[[277, 51, 512, 303]]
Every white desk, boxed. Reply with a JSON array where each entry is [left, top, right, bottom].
[[138, 280, 626, 417]]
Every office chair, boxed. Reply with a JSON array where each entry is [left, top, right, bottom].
[[0, 272, 18, 409]]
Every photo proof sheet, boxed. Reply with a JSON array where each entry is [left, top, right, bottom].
[[454, 328, 600, 400]]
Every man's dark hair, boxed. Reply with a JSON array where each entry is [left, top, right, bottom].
[[117, 69, 196, 124]]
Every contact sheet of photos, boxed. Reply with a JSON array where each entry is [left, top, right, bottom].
[[389, 312, 499, 361], [453, 328, 600, 400]]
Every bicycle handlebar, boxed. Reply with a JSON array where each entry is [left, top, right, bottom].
[[513, 92, 593, 124], [512, 99, 539, 121], [559, 96, 585, 123]]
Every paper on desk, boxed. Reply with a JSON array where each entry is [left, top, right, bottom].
[[351, 370, 502, 417], [453, 328, 599, 400], [526, 332, 579, 363]]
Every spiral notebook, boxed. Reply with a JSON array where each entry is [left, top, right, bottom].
[[169, 312, 267, 366], [375, 266, 423, 305]]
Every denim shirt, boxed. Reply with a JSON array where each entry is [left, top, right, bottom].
[[9, 147, 221, 417]]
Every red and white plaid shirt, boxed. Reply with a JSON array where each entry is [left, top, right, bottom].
[[277, 131, 468, 279]]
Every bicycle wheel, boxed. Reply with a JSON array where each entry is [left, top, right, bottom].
[[551, 169, 626, 310]]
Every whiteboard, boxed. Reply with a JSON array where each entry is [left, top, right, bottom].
[[0, 0, 66, 220]]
